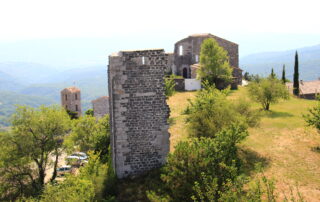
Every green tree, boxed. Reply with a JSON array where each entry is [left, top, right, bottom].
[[184, 82, 259, 138], [0, 105, 71, 200], [270, 68, 276, 79], [248, 78, 289, 110], [282, 64, 286, 84], [244, 72, 250, 81], [293, 51, 300, 96], [159, 125, 248, 201], [85, 109, 94, 116], [65, 115, 110, 161], [304, 96, 320, 132], [164, 75, 176, 98], [197, 38, 232, 89], [66, 110, 78, 120]]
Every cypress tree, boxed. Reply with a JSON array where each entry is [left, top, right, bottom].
[[282, 64, 286, 83], [270, 68, 276, 79], [293, 51, 299, 96]]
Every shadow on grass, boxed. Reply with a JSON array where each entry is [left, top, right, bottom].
[[239, 147, 270, 175], [263, 110, 294, 118], [115, 168, 163, 202], [311, 146, 320, 153], [168, 117, 176, 126]]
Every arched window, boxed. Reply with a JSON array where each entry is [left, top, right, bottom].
[[75, 93, 78, 100], [75, 105, 78, 111]]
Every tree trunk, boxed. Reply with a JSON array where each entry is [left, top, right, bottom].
[[50, 149, 59, 182], [266, 103, 270, 110]]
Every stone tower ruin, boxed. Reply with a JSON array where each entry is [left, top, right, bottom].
[[108, 49, 170, 178], [92, 96, 109, 118], [61, 87, 82, 117]]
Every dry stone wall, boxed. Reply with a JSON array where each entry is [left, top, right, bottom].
[[108, 49, 170, 178]]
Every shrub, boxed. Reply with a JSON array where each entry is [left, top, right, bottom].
[[247, 78, 289, 110], [304, 96, 320, 132], [164, 75, 176, 98], [159, 125, 248, 201], [184, 84, 259, 138]]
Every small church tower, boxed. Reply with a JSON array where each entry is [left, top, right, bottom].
[[61, 87, 82, 117]]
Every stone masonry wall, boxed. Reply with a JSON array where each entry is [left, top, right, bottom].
[[108, 49, 170, 178], [92, 96, 109, 118]]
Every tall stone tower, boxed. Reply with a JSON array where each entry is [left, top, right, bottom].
[[108, 49, 170, 178], [61, 87, 82, 117]]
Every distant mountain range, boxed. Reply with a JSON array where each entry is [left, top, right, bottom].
[[0, 63, 108, 126], [0, 41, 319, 127], [240, 44, 320, 81]]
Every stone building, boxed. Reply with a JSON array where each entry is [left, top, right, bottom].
[[61, 87, 82, 117], [108, 49, 170, 178], [173, 33, 242, 89], [286, 80, 320, 99], [92, 96, 109, 118]]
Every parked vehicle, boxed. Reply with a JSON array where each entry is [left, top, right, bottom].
[[66, 152, 88, 167], [56, 165, 72, 177], [67, 152, 88, 160]]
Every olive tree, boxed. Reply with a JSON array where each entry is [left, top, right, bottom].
[[247, 78, 289, 110]]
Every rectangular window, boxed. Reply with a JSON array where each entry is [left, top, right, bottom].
[[75, 105, 78, 111], [65, 94, 67, 101], [142, 56, 145, 65], [179, 45, 183, 56], [75, 94, 78, 100]]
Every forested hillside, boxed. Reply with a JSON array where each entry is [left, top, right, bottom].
[[241, 44, 320, 81]]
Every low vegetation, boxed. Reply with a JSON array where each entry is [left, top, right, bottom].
[[1, 77, 319, 201], [247, 77, 289, 110]]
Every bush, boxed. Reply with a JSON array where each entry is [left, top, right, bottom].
[[184, 84, 259, 138], [164, 75, 176, 98], [159, 125, 248, 201], [304, 96, 320, 132], [247, 78, 289, 111]]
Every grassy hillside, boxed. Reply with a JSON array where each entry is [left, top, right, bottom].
[[166, 87, 320, 201]]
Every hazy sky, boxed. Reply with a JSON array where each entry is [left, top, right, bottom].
[[0, 0, 320, 58]]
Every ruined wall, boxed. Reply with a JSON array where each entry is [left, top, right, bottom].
[[92, 96, 109, 118], [61, 87, 81, 117], [108, 49, 170, 178]]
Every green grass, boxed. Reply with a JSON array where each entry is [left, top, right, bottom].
[[115, 87, 320, 201], [168, 87, 320, 201]]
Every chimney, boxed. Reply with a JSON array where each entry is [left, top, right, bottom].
[[300, 80, 304, 85]]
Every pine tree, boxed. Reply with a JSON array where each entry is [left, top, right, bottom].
[[281, 64, 286, 83], [293, 51, 299, 96], [270, 68, 276, 79]]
